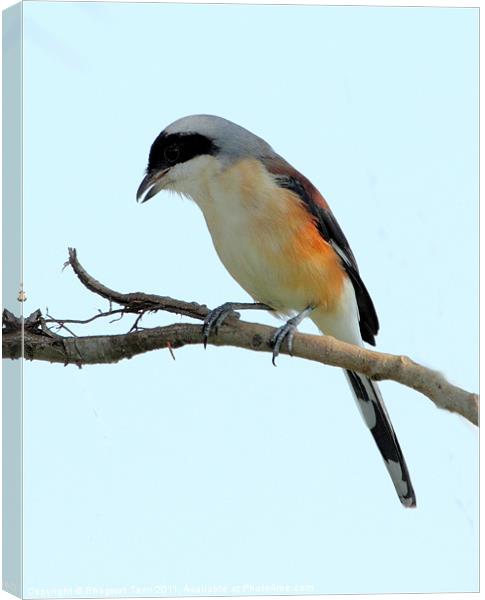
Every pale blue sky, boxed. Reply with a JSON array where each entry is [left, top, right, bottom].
[[20, 2, 478, 596]]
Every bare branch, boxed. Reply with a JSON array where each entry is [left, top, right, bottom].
[[66, 247, 210, 321], [2, 249, 478, 427]]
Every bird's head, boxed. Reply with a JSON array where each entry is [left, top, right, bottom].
[[136, 114, 275, 203]]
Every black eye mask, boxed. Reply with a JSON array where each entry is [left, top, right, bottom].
[[147, 132, 218, 172]]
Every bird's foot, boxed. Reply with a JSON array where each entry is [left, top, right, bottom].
[[270, 321, 298, 366], [202, 302, 271, 348], [203, 302, 239, 348], [270, 306, 315, 366]]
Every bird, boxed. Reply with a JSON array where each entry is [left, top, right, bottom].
[[136, 114, 416, 508]]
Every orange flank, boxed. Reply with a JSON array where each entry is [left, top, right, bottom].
[[262, 187, 347, 313]]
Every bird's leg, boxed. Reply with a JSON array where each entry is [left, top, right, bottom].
[[270, 306, 315, 366], [203, 302, 272, 348]]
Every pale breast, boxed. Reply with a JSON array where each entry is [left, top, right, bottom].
[[191, 158, 346, 313]]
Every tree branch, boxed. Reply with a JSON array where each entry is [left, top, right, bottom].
[[2, 248, 478, 427]]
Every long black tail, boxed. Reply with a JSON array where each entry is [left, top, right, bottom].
[[345, 370, 416, 508]]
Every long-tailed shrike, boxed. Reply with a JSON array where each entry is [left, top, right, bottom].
[[137, 114, 416, 508]]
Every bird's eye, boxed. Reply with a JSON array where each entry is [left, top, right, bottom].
[[164, 145, 180, 163]]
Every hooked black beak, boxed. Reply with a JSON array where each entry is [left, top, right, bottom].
[[136, 169, 169, 203]]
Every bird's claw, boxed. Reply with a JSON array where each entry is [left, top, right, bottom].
[[269, 306, 314, 365], [270, 322, 297, 366], [202, 303, 239, 348]]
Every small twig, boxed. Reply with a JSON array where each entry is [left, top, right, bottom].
[[109, 312, 125, 324], [167, 341, 176, 361], [44, 309, 125, 326], [129, 312, 144, 333], [46, 313, 79, 338]]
